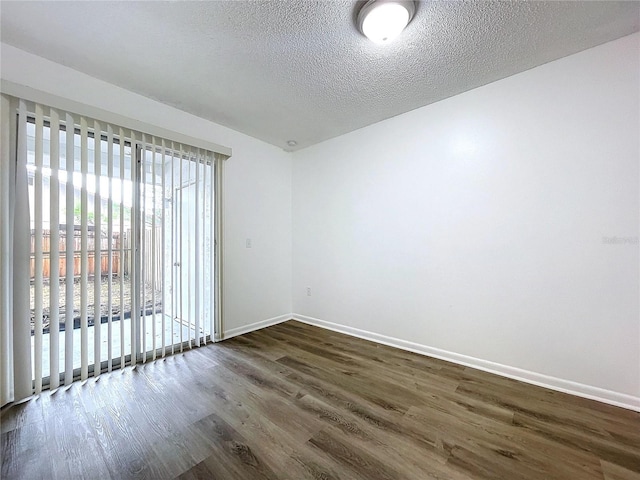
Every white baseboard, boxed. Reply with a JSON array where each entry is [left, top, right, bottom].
[[292, 314, 640, 412], [222, 314, 291, 340]]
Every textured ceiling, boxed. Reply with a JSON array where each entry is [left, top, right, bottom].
[[1, 1, 639, 151]]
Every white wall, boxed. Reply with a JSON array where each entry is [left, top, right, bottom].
[[1, 43, 293, 334], [292, 33, 640, 405]]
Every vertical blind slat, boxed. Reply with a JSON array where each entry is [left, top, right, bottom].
[[187, 150, 192, 349], [151, 138, 157, 360], [49, 108, 61, 389], [216, 156, 222, 341], [80, 116, 89, 381], [140, 136, 147, 362], [93, 120, 102, 377], [161, 139, 167, 357], [210, 153, 215, 341], [130, 134, 138, 365], [178, 145, 184, 352], [201, 154, 207, 345], [170, 143, 176, 356], [107, 124, 114, 372], [194, 149, 200, 347], [118, 128, 126, 368], [14, 99, 33, 400], [33, 103, 44, 393], [64, 113, 75, 385]]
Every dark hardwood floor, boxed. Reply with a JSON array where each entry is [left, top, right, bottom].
[[2, 320, 639, 479]]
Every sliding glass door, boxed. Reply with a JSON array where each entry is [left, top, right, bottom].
[[137, 141, 216, 361], [24, 104, 219, 390]]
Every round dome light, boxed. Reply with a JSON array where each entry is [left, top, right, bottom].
[[358, 0, 416, 44]]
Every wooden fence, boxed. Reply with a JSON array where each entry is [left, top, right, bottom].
[[30, 225, 163, 287], [30, 227, 132, 281]]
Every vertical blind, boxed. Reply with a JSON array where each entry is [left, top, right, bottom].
[[1, 95, 224, 401]]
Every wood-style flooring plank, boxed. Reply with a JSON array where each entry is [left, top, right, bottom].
[[601, 460, 640, 480], [2, 320, 639, 480]]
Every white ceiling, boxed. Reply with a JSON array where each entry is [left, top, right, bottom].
[[1, 1, 638, 151]]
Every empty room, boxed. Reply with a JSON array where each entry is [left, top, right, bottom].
[[1, 1, 639, 479]]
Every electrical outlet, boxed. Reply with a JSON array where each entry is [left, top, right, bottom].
[[246, 238, 252, 248], [306, 286, 312, 296]]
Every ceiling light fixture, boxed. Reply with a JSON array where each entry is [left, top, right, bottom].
[[357, 0, 416, 44], [286, 140, 298, 147]]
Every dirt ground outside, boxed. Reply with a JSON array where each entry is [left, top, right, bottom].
[[30, 276, 162, 334]]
